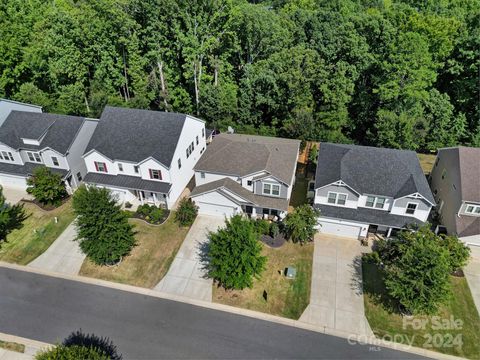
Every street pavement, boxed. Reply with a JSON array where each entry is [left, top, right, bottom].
[[0, 267, 426, 359]]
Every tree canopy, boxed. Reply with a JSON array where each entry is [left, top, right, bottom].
[[1, 0, 478, 149]]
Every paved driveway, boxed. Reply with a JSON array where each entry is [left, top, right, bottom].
[[464, 247, 480, 318], [28, 222, 85, 275], [154, 215, 225, 302], [1, 187, 30, 204], [299, 234, 373, 336]]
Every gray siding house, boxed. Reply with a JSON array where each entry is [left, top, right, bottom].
[[313, 143, 435, 239], [430, 147, 480, 247]]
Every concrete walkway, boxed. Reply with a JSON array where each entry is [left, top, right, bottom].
[[28, 223, 85, 275], [154, 215, 225, 302], [299, 234, 373, 336], [1, 187, 30, 205], [464, 247, 480, 318]]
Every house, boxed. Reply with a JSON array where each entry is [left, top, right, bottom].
[[430, 147, 480, 247], [189, 133, 300, 218], [0, 98, 42, 127], [0, 110, 98, 191], [313, 143, 435, 239], [82, 106, 206, 209]]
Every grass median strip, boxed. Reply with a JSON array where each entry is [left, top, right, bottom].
[[0, 340, 25, 353]]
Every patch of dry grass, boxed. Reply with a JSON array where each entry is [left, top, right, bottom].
[[417, 153, 437, 175], [0, 340, 25, 353], [213, 241, 313, 319], [79, 213, 189, 288]]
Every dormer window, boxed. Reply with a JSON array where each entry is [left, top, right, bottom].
[[366, 196, 386, 209], [149, 169, 162, 180], [328, 192, 347, 205], [465, 204, 480, 215], [27, 151, 42, 163], [134, 165, 139, 174], [406, 203, 417, 215], [94, 161, 107, 173], [51, 156, 59, 167]]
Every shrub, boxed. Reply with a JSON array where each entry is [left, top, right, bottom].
[[135, 204, 165, 223], [254, 219, 270, 235], [439, 234, 470, 273], [175, 198, 198, 226], [26, 166, 68, 206], [269, 222, 280, 238], [0, 186, 27, 244], [208, 215, 266, 289], [124, 201, 133, 209], [73, 186, 136, 265], [36, 345, 109, 360], [282, 204, 320, 244]]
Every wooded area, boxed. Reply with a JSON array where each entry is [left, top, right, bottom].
[[0, 0, 478, 150]]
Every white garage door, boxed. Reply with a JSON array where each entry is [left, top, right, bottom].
[[318, 220, 362, 239], [197, 202, 236, 217], [0, 174, 28, 190]]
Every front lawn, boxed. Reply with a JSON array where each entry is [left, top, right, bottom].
[[363, 262, 480, 359], [213, 241, 313, 319], [0, 200, 75, 265], [79, 212, 190, 288]]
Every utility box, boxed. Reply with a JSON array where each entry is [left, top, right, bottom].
[[285, 267, 297, 279]]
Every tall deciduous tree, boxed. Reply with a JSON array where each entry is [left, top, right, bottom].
[[0, 186, 27, 244], [26, 167, 68, 206]]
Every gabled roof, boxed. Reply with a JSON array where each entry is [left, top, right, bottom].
[[315, 143, 435, 204], [0, 161, 68, 178], [194, 133, 300, 185], [0, 111, 85, 155], [84, 106, 192, 167]]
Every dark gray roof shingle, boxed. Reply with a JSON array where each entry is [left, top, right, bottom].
[[315, 143, 435, 204], [0, 162, 68, 178], [83, 172, 171, 194], [85, 106, 189, 167], [0, 111, 85, 154]]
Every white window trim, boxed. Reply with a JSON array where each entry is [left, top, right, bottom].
[[365, 195, 386, 209], [51, 156, 59, 167], [262, 182, 281, 197], [464, 203, 480, 216], [27, 151, 42, 163], [327, 191, 348, 206], [405, 202, 418, 215]]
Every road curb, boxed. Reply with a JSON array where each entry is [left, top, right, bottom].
[[0, 331, 51, 356], [0, 261, 464, 360]]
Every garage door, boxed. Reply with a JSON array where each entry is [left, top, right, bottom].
[[0, 174, 27, 190], [197, 202, 236, 217], [317, 220, 362, 239]]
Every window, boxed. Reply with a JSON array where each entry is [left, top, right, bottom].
[[406, 203, 417, 215], [51, 156, 59, 167], [149, 169, 162, 180], [441, 169, 447, 180], [94, 161, 107, 173], [247, 180, 252, 186], [76, 172, 82, 182], [263, 183, 280, 196], [375, 197, 386, 209], [435, 157, 439, 167], [27, 151, 42, 163], [200, 172, 205, 179], [191, 141, 194, 151], [196, 136, 199, 145], [0, 151, 14, 161], [366, 196, 375, 207], [178, 158, 182, 169], [327, 192, 348, 206], [118, 163, 123, 172], [186, 142, 195, 158], [202, 128, 205, 137], [452, 184, 456, 190], [465, 204, 480, 215], [134, 165, 139, 174], [365, 196, 386, 209]]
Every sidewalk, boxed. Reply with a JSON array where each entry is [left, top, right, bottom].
[[464, 250, 480, 318], [0, 333, 50, 360]]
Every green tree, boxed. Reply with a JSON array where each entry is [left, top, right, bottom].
[[36, 345, 109, 360], [283, 205, 319, 244], [175, 198, 198, 227], [26, 167, 68, 206], [208, 215, 266, 290], [73, 186, 136, 265], [0, 186, 27, 244], [439, 234, 471, 273], [308, 144, 318, 166]]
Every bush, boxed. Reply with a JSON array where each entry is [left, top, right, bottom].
[[208, 215, 266, 289], [0, 186, 27, 244], [175, 198, 198, 226], [36, 345, 109, 360], [254, 219, 270, 235], [282, 205, 320, 244], [439, 234, 470, 273], [124, 201, 133, 209], [135, 204, 165, 223], [269, 222, 280, 238], [26, 166, 68, 206], [73, 186, 136, 265]]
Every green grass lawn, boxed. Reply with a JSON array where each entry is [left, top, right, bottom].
[[363, 262, 480, 359], [213, 241, 313, 319], [0, 200, 75, 265], [289, 174, 309, 209]]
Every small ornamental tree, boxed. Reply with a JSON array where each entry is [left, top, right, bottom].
[[0, 186, 27, 244], [73, 186, 136, 265], [283, 204, 320, 244], [375, 225, 453, 315], [175, 198, 198, 226], [208, 215, 266, 290], [36, 344, 109, 360], [27, 166, 68, 206], [439, 234, 470, 273]]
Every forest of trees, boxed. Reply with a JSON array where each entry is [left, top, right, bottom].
[[0, 0, 478, 151]]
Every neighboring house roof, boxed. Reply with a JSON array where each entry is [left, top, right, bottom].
[[315, 143, 435, 204], [0, 98, 42, 110], [205, 128, 213, 139], [0, 111, 85, 155], [84, 106, 193, 167], [0, 161, 68, 178], [190, 177, 289, 211], [194, 133, 300, 185], [83, 172, 172, 194], [314, 204, 425, 229]]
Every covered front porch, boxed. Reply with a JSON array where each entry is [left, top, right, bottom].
[[242, 205, 287, 221], [128, 189, 168, 209]]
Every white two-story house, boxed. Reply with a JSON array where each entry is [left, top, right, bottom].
[[313, 143, 435, 239], [189, 133, 300, 218], [82, 106, 206, 209], [0, 109, 98, 192]]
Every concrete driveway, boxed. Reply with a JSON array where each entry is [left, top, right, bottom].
[[1, 187, 30, 204], [28, 222, 85, 275], [464, 247, 480, 318], [299, 234, 373, 336], [154, 215, 225, 302]]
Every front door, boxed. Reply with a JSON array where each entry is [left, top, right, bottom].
[[245, 205, 253, 214]]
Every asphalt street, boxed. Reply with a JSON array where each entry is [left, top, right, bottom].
[[0, 267, 427, 359]]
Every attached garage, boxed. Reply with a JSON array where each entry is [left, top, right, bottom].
[[190, 190, 241, 218], [317, 219, 367, 239], [0, 174, 28, 190]]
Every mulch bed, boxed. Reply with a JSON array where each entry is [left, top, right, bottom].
[[131, 210, 170, 226], [261, 234, 286, 248], [452, 269, 464, 277], [21, 196, 70, 211]]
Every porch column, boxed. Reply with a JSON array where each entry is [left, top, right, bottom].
[[251, 207, 257, 218], [387, 227, 393, 238], [139, 190, 144, 205], [153, 193, 158, 206]]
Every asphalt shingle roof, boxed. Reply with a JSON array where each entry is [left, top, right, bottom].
[[85, 106, 189, 167], [0, 162, 68, 178], [314, 143, 435, 204], [0, 111, 85, 154], [194, 133, 300, 185], [83, 172, 171, 194]]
